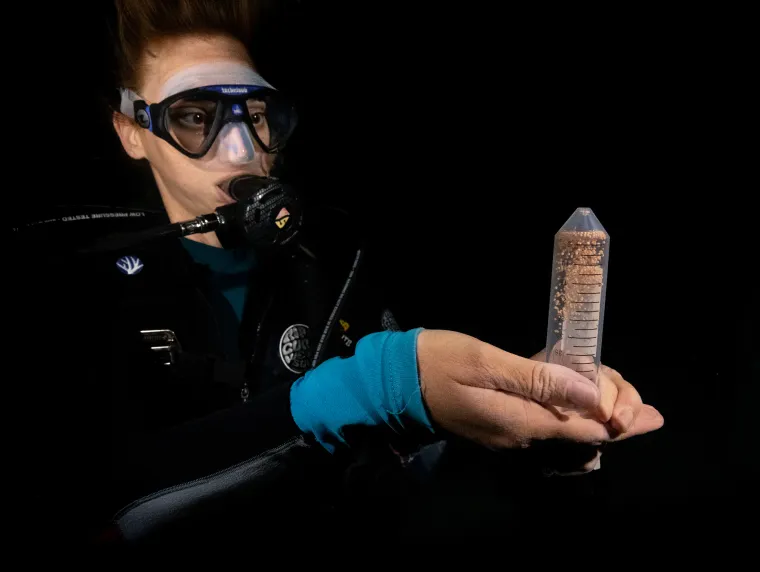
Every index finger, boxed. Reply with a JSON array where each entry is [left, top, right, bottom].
[[523, 399, 663, 444], [599, 365, 645, 433]]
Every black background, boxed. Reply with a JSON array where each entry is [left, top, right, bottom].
[[10, 1, 756, 545]]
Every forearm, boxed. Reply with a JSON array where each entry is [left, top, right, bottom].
[[116, 328, 435, 502], [114, 380, 302, 502]]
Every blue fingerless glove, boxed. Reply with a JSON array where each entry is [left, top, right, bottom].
[[290, 328, 434, 453]]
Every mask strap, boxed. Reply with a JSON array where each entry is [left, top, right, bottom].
[[119, 88, 141, 119]]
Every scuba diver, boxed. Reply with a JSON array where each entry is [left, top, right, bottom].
[[16, 0, 663, 544]]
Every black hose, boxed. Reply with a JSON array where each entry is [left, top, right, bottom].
[[78, 222, 186, 254]]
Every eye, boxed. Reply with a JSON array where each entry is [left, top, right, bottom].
[[178, 110, 206, 127], [247, 101, 267, 126], [169, 107, 210, 129]]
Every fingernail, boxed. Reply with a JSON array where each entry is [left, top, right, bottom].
[[593, 457, 602, 470], [617, 407, 634, 432], [568, 381, 600, 409]]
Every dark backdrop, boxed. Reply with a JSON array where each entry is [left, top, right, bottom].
[[10, 1, 755, 545]]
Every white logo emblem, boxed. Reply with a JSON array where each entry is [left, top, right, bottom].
[[279, 324, 310, 374], [116, 255, 144, 275]]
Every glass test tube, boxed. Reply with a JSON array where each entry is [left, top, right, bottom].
[[545, 207, 610, 384]]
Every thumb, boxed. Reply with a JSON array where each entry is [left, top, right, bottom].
[[480, 345, 601, 411], [523, 360, 601, 411]]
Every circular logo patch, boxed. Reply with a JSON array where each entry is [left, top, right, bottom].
[[279, 324, 311, 374]]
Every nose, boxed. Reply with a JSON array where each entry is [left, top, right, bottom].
[[216, 122, 256, 165]]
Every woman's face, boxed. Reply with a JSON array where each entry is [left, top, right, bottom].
[[114, 34, 276, 227]]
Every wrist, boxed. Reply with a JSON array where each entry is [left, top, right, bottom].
[[381, 327, 433, 429], [290, 328, 433, 453]]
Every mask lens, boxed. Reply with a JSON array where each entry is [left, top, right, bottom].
[[166, 98, 218, 153], [247, 94, 296, 152], [245, 98, 271, 149]]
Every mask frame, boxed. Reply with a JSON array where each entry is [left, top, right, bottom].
[[132, 84, 298, 159]]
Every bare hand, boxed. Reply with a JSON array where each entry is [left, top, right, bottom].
[[418, 331, 664, 452], [528, 348, 660, 474]]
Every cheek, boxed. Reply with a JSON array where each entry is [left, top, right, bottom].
[[146, 139, 199, 184], [262, 152, 276, 174], [143, 136, 188, 176], [144, 138, 216, 196]]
